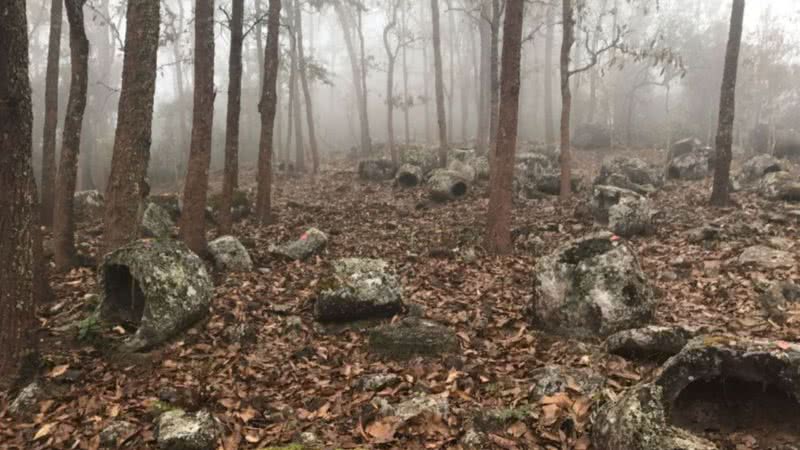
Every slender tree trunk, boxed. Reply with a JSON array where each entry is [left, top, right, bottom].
[[711, 0, 745, 207], [287, 1, 305, 173], [255, 0, 282, 224], [256, 0, 265, 89], [486, 0, 523, 255], [180, 0, 216, 255], [489, 0, 500, 147], [423, 5, 431, 144], [356, 9, 371, 155], [384, 7, 398, 164], [401, 2, 410, 147], [559, 0, 575, 200], [173, 0, 189, 179], [286, 67, 295, 163], [477, 13, 489, 152], [431, 0, 449, 166], [103, 0, 160, 254], [544, 4, 555, 144], [333, 2, 370, 154], [41, 0, 63, 227], [461, 24, 470, 143], [219, 0, 243, 235], [447, 0, 455, 144], [296, 1, 319, 173], [53, 0, 89, 271]]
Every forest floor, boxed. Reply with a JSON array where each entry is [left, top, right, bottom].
[[1, 148, 799, 450]]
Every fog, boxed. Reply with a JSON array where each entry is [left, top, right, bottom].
[[24, 0, 800, 190]]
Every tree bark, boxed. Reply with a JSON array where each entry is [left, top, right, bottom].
[[431, 0, 449, 167], [180, 0, 216, 255], [41, 0, 63, 227], [103, 0, 160, 254], [477, 7, 490, 153], [255, 0, 282, 224], [288, 2, 305, 173], [383, 3, 399, 164], [53, 0, 89, 271], [486, 0, 523, 255], [543, 3, 555, 145], [0, 0, 37, 385], [296, 0, 319, 173], [356, 9, 371, 155], [401, 2, 410, 147], [489, 0, 500, 147], [711, 0, 745, 207], [219, 0, 244, 235], [333, 1, 370, 155], [559, 0, 575, 200]]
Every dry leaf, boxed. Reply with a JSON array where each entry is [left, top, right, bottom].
[[34, 422, 56, 440], [48, 364, 69, 378], [366, 416, 402, 443]]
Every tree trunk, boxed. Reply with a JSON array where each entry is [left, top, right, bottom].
[[559, 0, 575, 200], [256, 0, 265, 88], [296, 1, 319, 173], [431, 0, 448, 167], [288, 3, 305, 173], [103, 0, 160, 254], [333, 2, 370, 155], [255, 0, 282, 224], [447, 0, 455, 144], [383, 6, 398, 164], [489, 0, 500, 147], [180, 0, 216, 255], [53, 0, 89, 272], [477, 10, 489, 153], [41, 0, 63, 227], [0, 0, 37, 385], [486, 0, 523, 255], [219, 0, 244, 235], [173, 0, 189, 180], [356, 9, 371, 155], [401, 2, 410, 147], [543, 3, 555, 144], [711, 0, 745, 207]]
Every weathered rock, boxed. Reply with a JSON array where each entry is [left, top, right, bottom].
[[759, 280, 800, 323], [738, 245, 795, 269], [686, 224, 721, 243], [395, 164, 424, 188], [594, 157, 663, 194], [400, 145, 439, 173], [314, 258, 403, 323], [468, 156, 490, 180], [667, 151, 711, 180], [670, 137, 703, 158], [97, 239, 213, 351], [532, 232, 655, 338], [156, 409, 218, 450], [8, 382, 44, 418], [515, 153, 581, 197], [148, 193, 182, 221], [207, 189, 252, 222], [368, 317, 459, 360], [74, 190, 104, 221], [529, 365, 606, 400], [609, 196, 654, 237], [358, 159, 397, 181], [428, 169, 470, 202], [736, 154, 784, 185], [207, 236, 252, 272], [449, 147, 476, 162], [99, 420, 137, 448], [593, 336, 800, 450], [357, 373, 402, 391], [140, 202, 175, 239], [590, 185, 645, 224], [269, 228, 328, 261], [604, 325, 695, 361], [447, 158, 477, 183], [377, 394, 449, 421], [758, 171, 800, 201]]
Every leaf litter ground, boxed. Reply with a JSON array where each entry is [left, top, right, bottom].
[[1, 148, 799, 449]]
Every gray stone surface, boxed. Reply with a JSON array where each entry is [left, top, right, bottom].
[[736, 154, 784, 185], [529, 365, 606, 400], [590, 185, 644, 224], [140, 202, 175, 239], [97, 239, 213, 351], [395, 164, 424, 188], [314, 258, 403, 323], [532, 232, 655, 338], [208, 235, 253, 272], [269, 228, 329, 261], [368, 317, 459, 360], [428, 169, 470, 202], [759, 280, 800, 323], [738, 245, 795, 269], [74, 190, 104, 221], [377, 394, 449, 421], [608, 195, 654, 237], [99, 420, 137, 448], [758, 171, 800, 201], [357, 373, 402, 391], [667, 151, 711, 180], [156, 409, 218, 450], [8, 382, 43, 418], [604, 325, 696, 361], [595, 157, 663, 194]]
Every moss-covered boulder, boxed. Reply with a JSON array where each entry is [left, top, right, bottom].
[[395, 164, 423, 188], [667, 150, 712, 180], [208, 235, 252, 272], [156, 409, 218, 450], [148, 193, 182, 221], [736, 154, 784, 186], [529, 365, 606, 400], [97, 239, 213, 351], [140, 203, 175, 239], [758, 171, 800, 202], [314, 258, 403, 323], [270, 228, 328, 261], [400, 145, 439, 174], [591, 185, 644, 225], [74, 189, 104, 222], [368, 317, 459, 360], [608, 195, 654, 238], [594, 157, 663, 195], [593, 336, 800, 450], [428, 169, 470, 202], [604, 325, 696, 362], [531, 232, 654, 339]]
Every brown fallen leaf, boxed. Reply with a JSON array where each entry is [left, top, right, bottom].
[[366, 416, 403, 443], [33, 422, 56, 440], [48, 364, 69, 378]]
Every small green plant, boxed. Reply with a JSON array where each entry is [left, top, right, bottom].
[[76, 313, 102, 341]]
